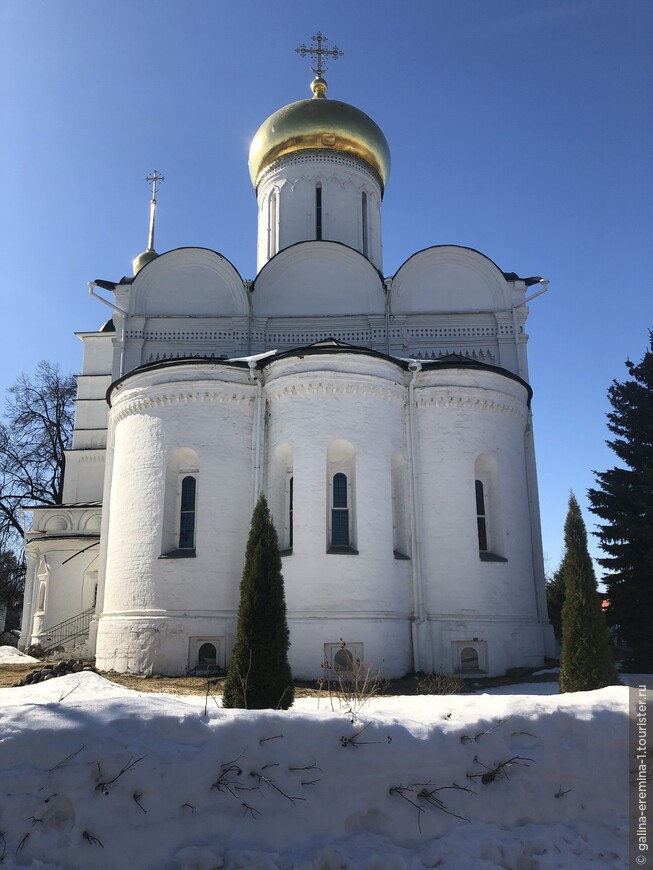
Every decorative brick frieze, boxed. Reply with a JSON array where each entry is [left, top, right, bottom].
[[415, 391, 527, 422], [265, 378, 404, 405], [258, 150, 382, 187], [111, 387, 255, 424]]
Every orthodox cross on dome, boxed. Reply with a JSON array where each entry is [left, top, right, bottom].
[[295, 31, 343, 77], [145, 169, 164, 252]]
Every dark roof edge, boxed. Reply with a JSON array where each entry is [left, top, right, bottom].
[[23, 501, 102, 510], [391, 244, 542, 287], [106, 356, 251, 407], [262, 342, 532, 403], [251, 238, 384, 287], [105, 342, 532, 408], [25, 534, 101, 543]]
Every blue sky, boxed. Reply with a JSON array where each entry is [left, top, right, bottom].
[[1, 0, 652, 575]]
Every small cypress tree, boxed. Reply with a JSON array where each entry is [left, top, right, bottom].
[[222, 494, 294, 709], [559, 493, 618, 693]]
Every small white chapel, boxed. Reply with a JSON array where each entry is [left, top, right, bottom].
[[19, 34, 555, 678]]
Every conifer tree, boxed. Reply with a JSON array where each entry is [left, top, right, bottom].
[[222, 494, 294, 709], [588, 333, 653, 672], [559, 493, 618, 693], [545, 564, 565, 641]]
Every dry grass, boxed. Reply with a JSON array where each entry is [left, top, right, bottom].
[[1, 660, 560, 695], [0, 662, 223, 696], [103, 672, 226, 696], [416, 672, 464, 695], [0, 663, 43, 688], [0, 662, 321, 696]]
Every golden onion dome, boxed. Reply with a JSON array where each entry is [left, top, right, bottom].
[[132, 248, 158, 276], [248, 77, 390, 191]]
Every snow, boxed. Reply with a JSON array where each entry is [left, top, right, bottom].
[[0, 645, 40, 663], [0, 669, 631, 869]]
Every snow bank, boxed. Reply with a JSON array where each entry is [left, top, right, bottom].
[[0, 673, 628, 868], [0, 644, 40, 663]]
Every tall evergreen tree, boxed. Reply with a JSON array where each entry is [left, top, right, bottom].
[[559, 493, 618, 692], [588, 333, 653, 672], [545, 564, 565, 641], [222, 494, 294, 709]]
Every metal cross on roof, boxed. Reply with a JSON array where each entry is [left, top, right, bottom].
[[146, 169, 165, 203], [145, 170, 164, 252], [295, 32, 343, 77]]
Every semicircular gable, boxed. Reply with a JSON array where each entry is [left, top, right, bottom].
[[44, 514, 69, 532], [392, 245, 512, 314], [129, 248, 248, 317], [252, 242, 385, 317]]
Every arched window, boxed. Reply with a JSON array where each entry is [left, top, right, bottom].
[[267, 189, 278, 259], [36, 557, 49, 614], [324, 642, 364, 674], [327, 440, 357, 552], [361, 191, 368, 257], [331, 473, 349, 547], [392, 451, 410, 558], [270, 444, 293, 553], [334, 647, 354, 672], [179, 476, 197, 550], [315, 183, 323, 240], [197, 642, 217, 667], [474, 454, 505, 561], [161, 449, 199, 558], [475, 479, 488, 552], [288, 475, 294, 550]]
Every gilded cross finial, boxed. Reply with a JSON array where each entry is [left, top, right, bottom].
[[295, 31, 343, 78], [145, 170, 164, 252], [146, 169, 164, 202]]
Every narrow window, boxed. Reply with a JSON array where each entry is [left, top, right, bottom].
[[327, 440, 356, 553], [179, 475, 197, 550], [361, 191, 368, 257], [36, 558, 49, 613], [475, 479, 488, 552], [391, 451, 410, 558], [315, 183, 322, 240], [268, 190, 277, 259], [331, 472, 349, 546], [288, 475, 294, 550]]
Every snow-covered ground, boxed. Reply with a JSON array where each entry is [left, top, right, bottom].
[[0, 645, 39, 663], [0, 660, 632, 869]]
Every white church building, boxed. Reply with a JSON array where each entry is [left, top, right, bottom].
[[19, 42, 555, 678]]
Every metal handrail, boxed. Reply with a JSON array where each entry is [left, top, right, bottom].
[[41, 607, 94, 653]]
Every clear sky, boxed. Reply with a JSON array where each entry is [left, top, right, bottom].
[[1, 0, 652, 575]]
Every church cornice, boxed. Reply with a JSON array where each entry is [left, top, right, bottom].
[[265, 376, 405, 405], [428, 613, 543, 625], [72, 452, 106, 464], [287, 610, 412, 621], [111, 387, 255, 424], [415, 391, 528, 422], [107, 358, 251, 407]]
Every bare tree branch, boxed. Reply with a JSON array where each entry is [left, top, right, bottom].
[[0, 361, 75, 553]]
